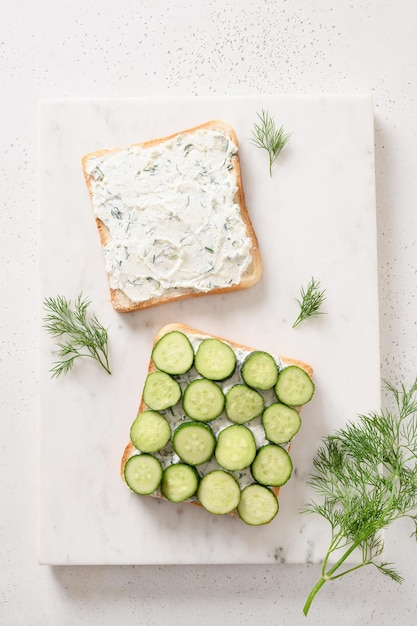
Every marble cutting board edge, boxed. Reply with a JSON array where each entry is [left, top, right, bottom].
[[38, 95, 380, 565]]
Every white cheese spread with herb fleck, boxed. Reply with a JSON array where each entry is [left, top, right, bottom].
[[85, 129, 253, 303]]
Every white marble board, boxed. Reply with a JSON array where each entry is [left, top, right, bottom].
[[38, 96, 380, 565]]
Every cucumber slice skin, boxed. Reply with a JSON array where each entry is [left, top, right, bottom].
[[262, 403, 301, 444], [172, 422, 216, 465], [182, 378, 225, 422], [124, 454, 163, 495], [197, 470, 241, 515], [225, 384, 265, 424], [215, 424, 257, 471], [237, 484, 279, 526], [151, 331, 194, 375], [275, 365, 315, 406], [194, 338, 236, 381], [241, 351, 279, 391], [161, 463, 199, 502], [251, 444, 293, 487], [143, 371, 182, 411], [130, 410, 171, 453]]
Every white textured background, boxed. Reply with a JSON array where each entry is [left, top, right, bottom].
[[1, 1, 416, 624]]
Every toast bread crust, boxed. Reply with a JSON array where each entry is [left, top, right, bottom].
[[82, 121, 262, 312], [120, 323, 313, 518]]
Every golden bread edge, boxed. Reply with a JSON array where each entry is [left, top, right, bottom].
[[81, 121, 262, 313], [120, 322, 314, 516]]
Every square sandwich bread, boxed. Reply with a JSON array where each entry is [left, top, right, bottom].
[[82, 121, 262, 312], [120, 323, 315, 526]]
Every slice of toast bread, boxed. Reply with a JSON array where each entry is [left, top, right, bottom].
[[121, 323, 314, 522], [82, 121, 262, 312]]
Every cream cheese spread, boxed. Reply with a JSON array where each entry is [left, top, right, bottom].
[[85, 128, 253, 303]]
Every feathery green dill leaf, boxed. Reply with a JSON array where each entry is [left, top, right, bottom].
[[251, 109, 291, 176], [292, 277, 326, 328], [302, 377, 417, 615], [42, 293, 111, 378]]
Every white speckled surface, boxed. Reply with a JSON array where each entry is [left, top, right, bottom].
[[2, 0, 417, 624]]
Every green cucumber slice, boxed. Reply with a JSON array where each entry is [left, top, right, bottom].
[[197, 470, 241, 514], [215, 424, 257, 471], [262, 403, 301, 444], [194, 338, 236, 380], [237, 484, 279, 526], [251, 444, 293, 487], [124, 454, 163, 495], [151, 331, 194, 375], [130, 410, 171, 453], [225, 384, 264, 424], [143, 371, 181, 410], [173, 422, 216, 465], [241, 351, 279, 390], [275, 365, 315, 406], [161, 463, 199, 502], [182, 378, 225, 422]]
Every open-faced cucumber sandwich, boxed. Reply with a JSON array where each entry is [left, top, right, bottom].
[[121, 323, 314, 526]]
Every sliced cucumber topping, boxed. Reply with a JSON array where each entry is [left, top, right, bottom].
[[215, 424, 257, 471], [182, 378, 225, 421], [225, 384, 264, 424], [161, 463, 199, 502], [197, 470, 241, 515], [173, 422, 216, 465], [130, 410, 171, 453], [275, 365, 315, 406], [262, 403, 301, 444], [241, 351, 279, 390], [124, 454, 163, 495], [237, 484, 279, 526], [252, 444, 293, 486], [124, 326, 314, 521], [143, 371, 181, 410], [151, 331, 194, 375], [194, 338, 236, 380]]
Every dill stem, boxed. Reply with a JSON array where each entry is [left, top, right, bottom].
[[303, 540, 361, 616], [85, 343, 111, 375]]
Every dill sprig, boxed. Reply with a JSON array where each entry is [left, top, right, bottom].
[[302, 377, 417, 615], [292, 277, 326, 328], [251, 109, 291, 176], [42, 293, 111, 377]]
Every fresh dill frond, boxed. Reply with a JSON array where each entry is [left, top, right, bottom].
[[302, 377, 417, 615], [42, 293, 111, 378], [292, 277, 326, 328], [251, 108, 291, 176]]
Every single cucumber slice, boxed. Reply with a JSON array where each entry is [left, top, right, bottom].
[[173, 422, 216, 465], [225, 384, 264, 424], [251, 444, 293, 487], [130, 410, 171, 453], [275, 365, 315, 406], [262, 403, 301, 444], [237, 484, 279, 526], [197, 470, 241, 515], [143, 371, 181, 410], [241, 351, 279, 390], [151, 330, 194, 375], [161, 463, 199, 502], [124, 454, 162, 495], [194, 338, 236, 380], [215, 424, 257, 471], [182, 378, 225, 422]]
